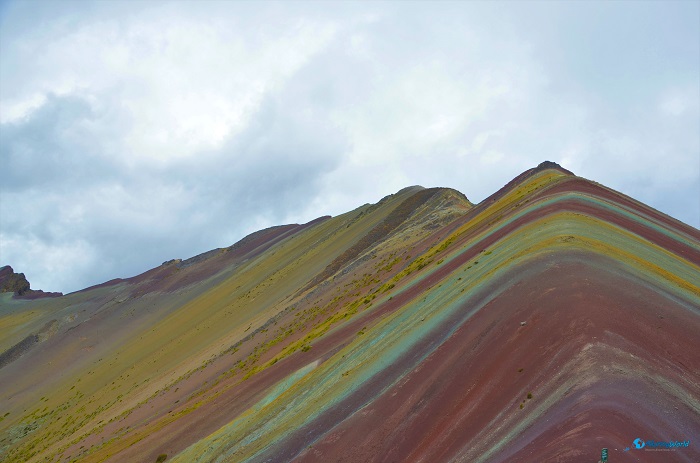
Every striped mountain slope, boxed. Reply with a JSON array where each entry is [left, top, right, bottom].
[[1, 162, 698, 463]]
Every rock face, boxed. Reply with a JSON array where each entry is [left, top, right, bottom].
[[0, 266, 30, 295], [0, 163, 698, 463], [0, 265, 62, 298]]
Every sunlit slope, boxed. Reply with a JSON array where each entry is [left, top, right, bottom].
[[2, 162, 699, 463], [170, 164, 699, 463], [0, 185, 471, 462]]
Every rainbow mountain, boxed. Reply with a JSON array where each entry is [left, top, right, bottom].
[[1, 162, 699, 462]]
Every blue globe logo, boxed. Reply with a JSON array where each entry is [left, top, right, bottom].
[[633, 438, 645, 449]]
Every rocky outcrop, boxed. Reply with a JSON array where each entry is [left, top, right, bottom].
[[0, 320, 58, 369], [0, 265, 62, 298], [0, 265, 30, 295]]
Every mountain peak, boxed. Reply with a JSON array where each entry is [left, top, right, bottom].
[[535, 160, 574, 175], [1, 165, 698, 463]]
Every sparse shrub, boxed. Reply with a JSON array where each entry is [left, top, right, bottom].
[[527, 392, 533, 399], [156, 454, 167, 462]]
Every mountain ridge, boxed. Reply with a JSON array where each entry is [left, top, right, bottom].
[[0, 161, 581, 299], [1, 162, 698, 463]]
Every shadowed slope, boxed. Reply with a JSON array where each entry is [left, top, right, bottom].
[[1, 163, 698, 463], [300, 187, 471, 294]]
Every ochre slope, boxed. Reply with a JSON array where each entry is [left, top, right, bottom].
[[1, 163, 698, 463], [0, 185, 471, 462]]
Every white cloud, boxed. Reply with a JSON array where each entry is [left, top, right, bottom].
[[659, 86, 699, 117], [0, 232, 97, 292], [1, 1, 698, 293], [2, 3, 338, 162]]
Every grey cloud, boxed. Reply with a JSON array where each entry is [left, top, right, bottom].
[[1, 77, 347, 293], [1, 1, 698, 293], [0, 93, 126, 192], [171, 90, 348, 227]]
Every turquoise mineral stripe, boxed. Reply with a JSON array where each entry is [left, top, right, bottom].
[[172, 207, 700, 463]]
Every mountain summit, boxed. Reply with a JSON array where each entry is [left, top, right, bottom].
[[1, 163, 698, 463]]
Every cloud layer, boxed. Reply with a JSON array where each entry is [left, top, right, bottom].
[[1, 1, 698, 293]]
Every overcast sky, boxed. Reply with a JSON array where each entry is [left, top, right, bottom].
[[1, 1, 698, 294]]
